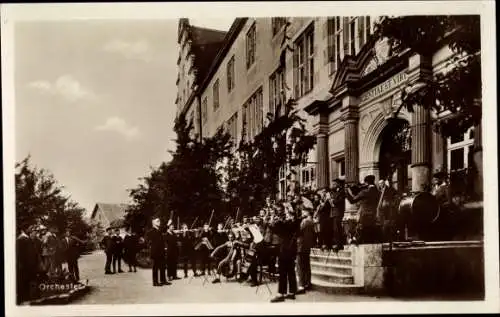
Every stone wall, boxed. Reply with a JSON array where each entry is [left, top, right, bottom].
[[352, 241, 485, 298]]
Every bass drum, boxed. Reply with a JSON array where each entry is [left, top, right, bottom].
[[398, 192, 439, 240]]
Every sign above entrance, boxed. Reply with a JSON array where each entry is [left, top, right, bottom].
[[361, 72, 408, 103]]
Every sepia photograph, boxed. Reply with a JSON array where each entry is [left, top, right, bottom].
[[2, 2, 498, 316]]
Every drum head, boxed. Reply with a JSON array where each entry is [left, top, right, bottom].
[[412, 192, 439, 225]]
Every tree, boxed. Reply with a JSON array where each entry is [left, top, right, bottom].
[[373, 15, 481, 137], [15, 156, 91, 238], [226, 98, 316, 216], [125, 113, 233, 234]]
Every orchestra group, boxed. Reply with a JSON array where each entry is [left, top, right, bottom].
[[98, 172, 452, 303]]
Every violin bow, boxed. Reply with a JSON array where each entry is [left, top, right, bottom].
[[208, 209, 215, 227], [190, 216, 199, 230]]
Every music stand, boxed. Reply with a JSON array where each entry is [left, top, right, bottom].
[[254, 254, 274, 296]]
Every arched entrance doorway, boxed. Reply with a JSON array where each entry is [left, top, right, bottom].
[[378, 118, 412, 193]]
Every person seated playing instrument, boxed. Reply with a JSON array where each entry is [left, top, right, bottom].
[[210, 232, 244, 283]]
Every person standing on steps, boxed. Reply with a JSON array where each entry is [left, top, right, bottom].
[[346, 175, 381, 244], [296, 208, 315, 294], [330, 179, 346, 252], [147, 217, 171, 287]]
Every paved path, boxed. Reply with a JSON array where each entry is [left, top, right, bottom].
[[74, 251, 389, 304]]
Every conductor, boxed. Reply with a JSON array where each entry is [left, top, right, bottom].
[[146, 217, 171, 287]]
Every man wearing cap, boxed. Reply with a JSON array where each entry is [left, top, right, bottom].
[[100, 228, 115, 274], [431, 171, 453, 239], [346, 175, 381, 244]]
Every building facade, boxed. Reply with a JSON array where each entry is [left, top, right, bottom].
[[175, 17, 481, 204]]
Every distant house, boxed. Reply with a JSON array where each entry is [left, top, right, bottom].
[[90, 203, 129, 230]]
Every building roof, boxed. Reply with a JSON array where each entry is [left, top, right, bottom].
[[180, 18, 247, 116], [91, 203, 129, 225], [188, 25, 227, 86]]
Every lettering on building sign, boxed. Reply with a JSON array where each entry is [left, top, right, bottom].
[[361, 72, 408, 103]]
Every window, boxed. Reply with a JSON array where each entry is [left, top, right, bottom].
[[242, 87, 263, 141], [335, 17, 342, 70], [272, 17, 287, 36], [269, 67, 285, 118], [338, 159, 346, 178], [331, 157, 346, 181], [327, 17, 344, 74], [227, 56, 235, 92], [294, 24, 315, 98], [213, 79, 220, 111], [301, 165, 316, 189], [246, 23, 256, 69], [201, 97, 208, 123], [226, 112, 238, 145], [348, 17, 356, 55], [447, 127, 475, 172], [357, 16, 365, 48], [365, 16, 372, 43]]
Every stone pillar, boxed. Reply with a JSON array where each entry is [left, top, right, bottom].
[[316, 113, 330, 189], [344, 114, 359, 184], [341, 97, 359, 220], [411, 105, 431, 192], [407, 53, 433, 192]]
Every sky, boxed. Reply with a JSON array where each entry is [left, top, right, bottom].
[[14, 18, 234, 215]]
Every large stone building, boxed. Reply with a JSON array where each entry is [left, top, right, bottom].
[[175, 17, 483, 295], [175, 17, 481, 204]]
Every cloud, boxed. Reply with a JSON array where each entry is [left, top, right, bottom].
[[103, 39, 153, 62], [95, 117, 140, 140], [27, 75, 98, 103]]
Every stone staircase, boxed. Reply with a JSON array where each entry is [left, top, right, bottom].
[[309, 247, 364, 295]]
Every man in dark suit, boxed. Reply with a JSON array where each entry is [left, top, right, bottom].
[[165, 222, 180, 281], [270, 208, 301, 303], [147, 217, 170, 286], [112, 228, 124, 273], [16, 225, 36, 304], [330, 179, 346, 251], [196, 224, 214, 275], [60, 229, 82, 281], [296, 208, 315, 294], [100, 228, 115, 274], [179, 223, 198, 278], [346, 175, 381, 244], [123, 228, 139, 272]]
